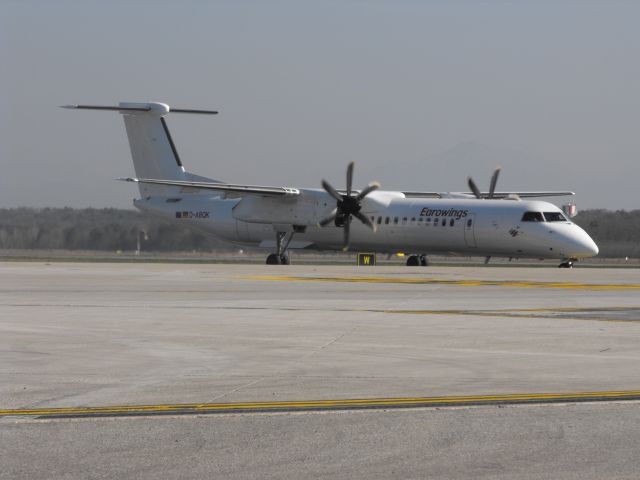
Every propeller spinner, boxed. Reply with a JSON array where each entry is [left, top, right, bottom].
[[318, 162, 380, 251]]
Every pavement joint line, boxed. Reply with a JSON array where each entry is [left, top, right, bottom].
[[1, 304, 638, 323], [383, 308, 640, 323], [240, 275, 640, 290], [3, 390, 640, 419]]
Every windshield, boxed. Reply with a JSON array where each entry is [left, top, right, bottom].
[[521, 211, 544, 222], [543, 212, 568, 222]]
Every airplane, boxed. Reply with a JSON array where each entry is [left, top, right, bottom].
[[62, 101, 599, 268]]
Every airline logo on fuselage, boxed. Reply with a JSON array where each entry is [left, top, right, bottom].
[[420, 207, 469, 220]]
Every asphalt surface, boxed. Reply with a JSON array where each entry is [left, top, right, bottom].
[[3, 403, 640, 479], [1, 262, 639, 478]]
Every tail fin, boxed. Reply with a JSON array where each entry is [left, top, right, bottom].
[[62, 102, 218, 197]]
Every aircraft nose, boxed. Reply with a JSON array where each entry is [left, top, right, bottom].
[[570, 227, 599, 258], [580, 237, 599, 257]]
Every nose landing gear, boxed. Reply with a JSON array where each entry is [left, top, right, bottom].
[[558, 258, 575, 268]]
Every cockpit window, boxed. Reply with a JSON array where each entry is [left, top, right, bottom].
[[543, 212, 567, 222], [521, 211, 544, 222]]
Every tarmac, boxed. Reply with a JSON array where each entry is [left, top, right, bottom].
[[1, 262, 639, 479]]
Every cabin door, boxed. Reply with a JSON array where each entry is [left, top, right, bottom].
[[464, 214, 477, 248]]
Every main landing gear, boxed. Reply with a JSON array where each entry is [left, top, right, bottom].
[[406, 255, 429, 267], [266, 230, 296, 265], [558, 259, 575, 268], [266, 253, 290, 265]]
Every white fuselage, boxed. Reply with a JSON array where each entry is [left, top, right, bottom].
[[134, 189, 599, 260]]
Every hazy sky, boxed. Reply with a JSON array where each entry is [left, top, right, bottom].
[[2, 0, 639, 209]]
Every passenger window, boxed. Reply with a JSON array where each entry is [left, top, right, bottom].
[[426, 218, 431, 225], [543, 212, 567, 222], [441, 218, 446, 226], [450, 218, 455, 227], [521, 211, 544, 222], [411, 217, 416, 223], [377, 216, 382, 225], [385, 217, 390, 225], [394, 217, 399, 224], [418, 217, 423, 223], [466, 219, 473, 228], [402, 217, 407, 225]]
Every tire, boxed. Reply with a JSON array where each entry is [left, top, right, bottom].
[[266, 253, 281, 265], [406, 255, 420, 266]]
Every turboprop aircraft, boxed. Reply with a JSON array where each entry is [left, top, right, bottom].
[[63, 101, 599, 268]]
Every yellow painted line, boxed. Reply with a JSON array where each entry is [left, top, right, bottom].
[[2, 390, 640, 418], [240, 275, 640, 290]]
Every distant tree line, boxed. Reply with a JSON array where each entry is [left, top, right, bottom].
[[0, 207, 638, 257], [572, 209, 640, 258], [0, 208, 232, 252]]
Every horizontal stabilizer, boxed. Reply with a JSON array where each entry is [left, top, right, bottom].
[[61, 104, 218, 115], [119, 177, 300, 197]]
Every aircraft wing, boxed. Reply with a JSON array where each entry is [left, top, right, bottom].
[[402, 191, 575, 199], [461, 191, 575, 199], [402, 191, 445, 198], [118, 177, 300, 197]]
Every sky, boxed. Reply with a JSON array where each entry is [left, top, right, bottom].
[[1, 0, 639, 210]]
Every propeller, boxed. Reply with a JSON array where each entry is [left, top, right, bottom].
[[318, 162, 380, 251], [469, 166, 501, 266], [467, 166, 501, 199]]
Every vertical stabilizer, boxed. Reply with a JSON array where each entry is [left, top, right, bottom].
[[119, 102, 185, 197], [62, 101, 218, 197]]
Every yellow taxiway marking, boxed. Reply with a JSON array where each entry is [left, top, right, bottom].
[[2, 390, 640, 418], [241, 275, 640, 290]]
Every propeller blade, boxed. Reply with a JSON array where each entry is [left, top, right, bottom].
[[467, 177, 482, 199], [346, 161, 354, 196], [321, 180, 343, 202], [355, 181, 381, 201], [354, 211, 377, 232], [342, 216, 351, 251], [488, 166, 501, 199], [318, 209, 337, 227]]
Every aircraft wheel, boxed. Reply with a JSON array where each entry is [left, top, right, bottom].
[[558, 261, 573, 268], [419, 255, 429, 267], [280, 254, 290, 265], [406, 255, 420, 266], [266, 253, 282, 265]]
